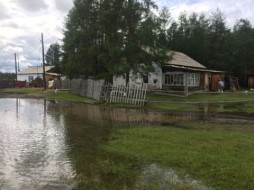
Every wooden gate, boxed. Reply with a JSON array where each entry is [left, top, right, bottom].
[[108, 83, 147, 106]]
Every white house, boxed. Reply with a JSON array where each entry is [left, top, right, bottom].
[[17, 66, 56, 83], [113, 51, 222, 93]]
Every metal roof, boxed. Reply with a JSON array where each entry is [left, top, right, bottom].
[[18, 66, 54, 74]]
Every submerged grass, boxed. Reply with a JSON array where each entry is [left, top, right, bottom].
[[103, 122, 254, 190], [147, 92, 254, 102], [146, 92, 254, 112]]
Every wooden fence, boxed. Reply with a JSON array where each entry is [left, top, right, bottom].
[[53, 79, 105, 101], [53, 79, 148, 106], [109, 83, 147, 106]]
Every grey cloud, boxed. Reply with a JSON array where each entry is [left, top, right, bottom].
[[0, 49, 16, 72], [0, 2, 10, 19], [0, 34, 43, 72], [1, 21, 19, 29], [54, 0, 73, 12], [15, 0, 48, 12]]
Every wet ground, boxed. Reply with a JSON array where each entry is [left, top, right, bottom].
[[0, 98, 253, 189]]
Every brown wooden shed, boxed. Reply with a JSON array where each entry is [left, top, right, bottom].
[[248, 74, 254, 89], [208, 71, 225, 91]]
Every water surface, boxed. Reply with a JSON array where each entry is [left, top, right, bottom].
[[0, 98, 253, 189]]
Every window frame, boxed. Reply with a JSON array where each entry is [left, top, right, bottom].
[[165, 72, 200, 87]]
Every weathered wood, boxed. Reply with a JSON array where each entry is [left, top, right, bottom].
[[53, 79, 147, 106], [108, 83, 147, 106]]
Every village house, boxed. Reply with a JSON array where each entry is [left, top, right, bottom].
[[17, 66, 59, 85], [113, 51, 224, 94]]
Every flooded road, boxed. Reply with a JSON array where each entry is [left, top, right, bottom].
[[0, 98, 253, 189]]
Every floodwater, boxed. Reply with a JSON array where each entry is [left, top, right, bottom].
[[0, 98, 253, 189]]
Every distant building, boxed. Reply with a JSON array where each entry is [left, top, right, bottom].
[[17, 66, 59, 83]]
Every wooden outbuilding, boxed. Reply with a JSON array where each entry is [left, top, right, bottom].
[[248, 74, 254, 89]]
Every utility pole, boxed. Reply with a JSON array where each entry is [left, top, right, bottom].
[[41, 33, 46, 90], [17, 53, 20, 72], [14, 53, 17, 81]]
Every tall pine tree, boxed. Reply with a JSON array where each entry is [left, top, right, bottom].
[[61, 0, 170, 82]]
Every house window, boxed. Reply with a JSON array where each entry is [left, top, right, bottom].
[[165, 72, 200, 87], [188, 73, 200, 86], [165, 73, 184, 86]]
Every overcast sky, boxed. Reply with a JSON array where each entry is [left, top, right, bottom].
[[1, 0, 254, 73]]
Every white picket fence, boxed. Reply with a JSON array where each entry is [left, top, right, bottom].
[[109, 83, 147, 106]]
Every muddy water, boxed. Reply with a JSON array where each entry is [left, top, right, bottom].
[[0, 98, 253, 189]]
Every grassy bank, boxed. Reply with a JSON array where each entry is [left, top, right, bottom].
[[1, 88, 254, 112], [103, 122, 254, 189], [146, 92, 254, 112], [0, 87, 45, 94], [147, 91, 254, 102], [0, 88, 96, 103], [47, 91, 96, 103]]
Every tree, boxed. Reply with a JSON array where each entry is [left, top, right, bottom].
[[61, 0, 170, 82], [207, 9, 231, 70], [62, 0, 100, 79], [45, 43, 61, 73], [167, 13, 210, 67], [231, 19, 254, 86]]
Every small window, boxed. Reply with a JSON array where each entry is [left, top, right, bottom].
[[188, 73, 200, 86], [28, 76, 34, 82], [165, 73, 184, 86]]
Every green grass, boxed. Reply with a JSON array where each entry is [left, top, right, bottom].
[[146, 92, 254, 112], [0, 88, 97, 104], [0, 87, 45, 94], [1, 88, 254, 112], [47, 91, 96, 103], [103, 122, 254, 190], [147, 92, 254, 102]]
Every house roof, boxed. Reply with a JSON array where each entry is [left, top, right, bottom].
[[165, 51, 206, 69], [18, 66, 54, 74]]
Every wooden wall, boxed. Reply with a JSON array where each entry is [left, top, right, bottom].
[[209, 73, 224, 91], [248, 75, 254, 89]]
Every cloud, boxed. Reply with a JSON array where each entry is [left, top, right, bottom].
[[0, 2, 10, 19], [54, 0, 73, 12], [14, 0, 48, 12], [0, 33, 42, 72], [0, 0, 73, 72]]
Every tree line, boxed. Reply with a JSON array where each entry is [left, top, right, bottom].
[[46, 0, 254, 87], [0, 72, 16, 80]]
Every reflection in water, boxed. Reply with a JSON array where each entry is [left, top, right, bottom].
[[0, 99, 75, 190], [47, 101, 203, 128]]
